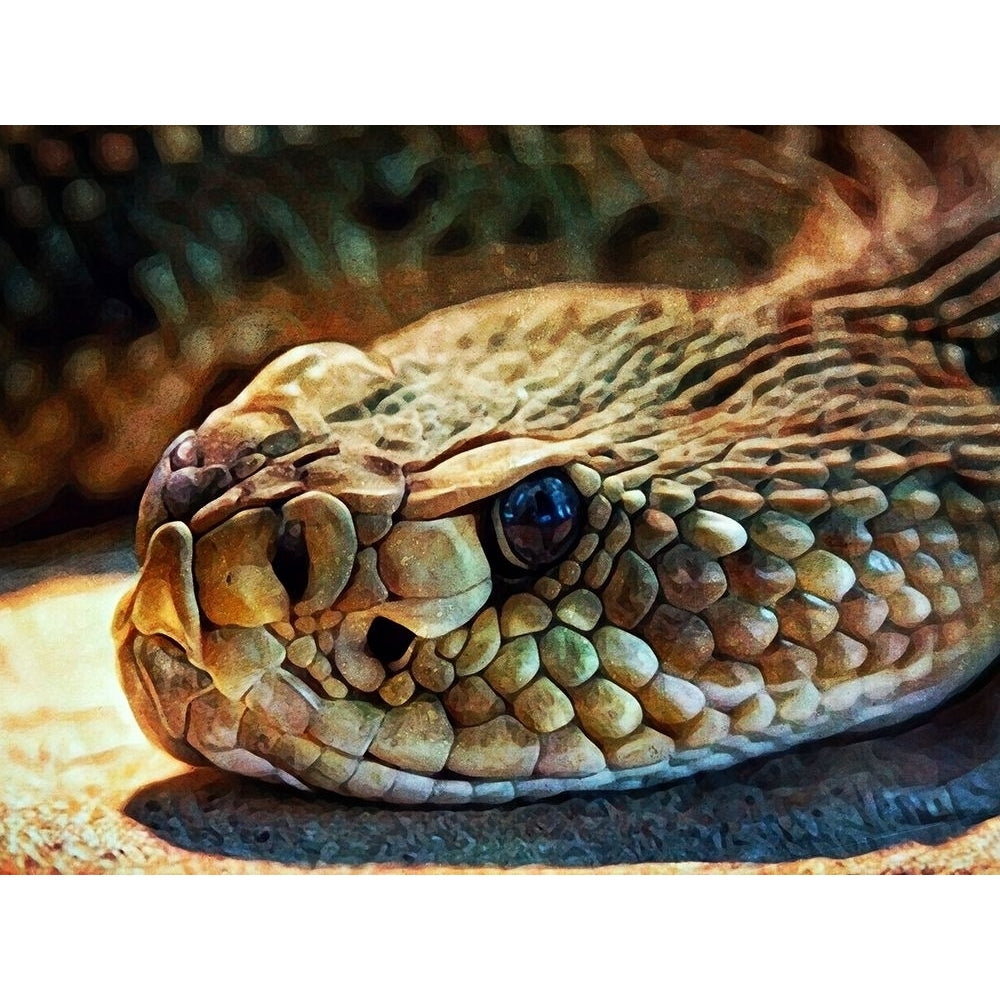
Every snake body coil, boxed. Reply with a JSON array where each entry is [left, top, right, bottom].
[[114, 244, 1000, 803]]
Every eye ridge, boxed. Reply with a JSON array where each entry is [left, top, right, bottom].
[[491, 468, 582, 572]]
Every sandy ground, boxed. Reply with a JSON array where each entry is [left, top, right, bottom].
[[3, 523, 1000, 874]]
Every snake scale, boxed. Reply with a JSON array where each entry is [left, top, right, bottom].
[[107, 130, 1000, 805]]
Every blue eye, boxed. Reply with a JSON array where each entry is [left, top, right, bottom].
[[493, 470, 582, 570]]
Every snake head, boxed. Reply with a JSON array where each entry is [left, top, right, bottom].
[[114, 284, 1000, 804]]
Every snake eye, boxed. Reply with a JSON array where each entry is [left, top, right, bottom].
[[492, 469, 582, 571]]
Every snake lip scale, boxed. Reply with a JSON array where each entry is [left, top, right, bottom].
[[112, 243, 1000, 807]]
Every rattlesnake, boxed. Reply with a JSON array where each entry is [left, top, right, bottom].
[[113, 176, 1000, 805]]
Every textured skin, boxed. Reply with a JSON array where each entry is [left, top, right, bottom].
[[113, 149, 1000, 802]]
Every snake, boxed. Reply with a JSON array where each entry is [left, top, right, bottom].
[[8, 126, 997, 810], [111, 130, 1000, 804]]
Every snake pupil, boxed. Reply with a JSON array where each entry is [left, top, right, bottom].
[[494, 470, 581, 570]]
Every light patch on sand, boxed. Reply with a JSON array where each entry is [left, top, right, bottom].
[[0, 573, 188, 806]]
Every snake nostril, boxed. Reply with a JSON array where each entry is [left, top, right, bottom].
[[366, 616, 416, 666], [271, 520, 310, 603]]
